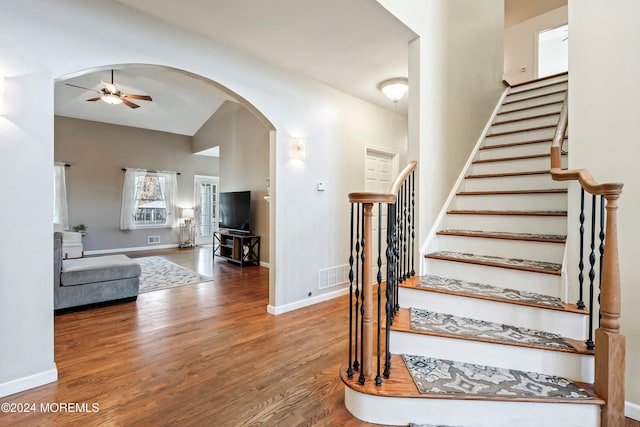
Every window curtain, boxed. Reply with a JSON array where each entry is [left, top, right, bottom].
[[158, 171, 178, 228], [120, 168, 145, 230], [53, 164, 69, 230]]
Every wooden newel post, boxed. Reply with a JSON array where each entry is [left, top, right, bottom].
[[595, 194, 625, 427], [362, 203, 373, 378]]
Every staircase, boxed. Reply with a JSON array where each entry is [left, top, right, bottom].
[[341, 72, 622, 426]]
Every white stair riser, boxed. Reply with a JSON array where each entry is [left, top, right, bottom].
[[433, 233, 564, 263], [425, 258, 561, 296], [499, 91, 566, 113], [452, 193, 567, 211], [506, 82, 567, 102], [470, 155, 567, 175], [443, 213, 566, 235], [390, 331, 594, 383], [477, 142, 552, 159], [398, 287, 587, 338], [491, 114, 560, 135], [510, 75, 568, 94], [344, 389, 599, 427], [496, 102, 563, 122], [485, 127, 556, 145], [462, 174, 568, 191]]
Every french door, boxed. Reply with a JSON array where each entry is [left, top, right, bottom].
[[194, 176, 219, 246]]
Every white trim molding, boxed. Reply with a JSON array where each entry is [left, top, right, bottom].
[[259, 261, 270, 269], [626, 400, 640, 421], [0, 367, 58, 398], [267, 286, 349, 315]]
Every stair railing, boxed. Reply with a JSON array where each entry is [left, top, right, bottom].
[[551, 94, 625, 426], [346, 160, 417, 386]]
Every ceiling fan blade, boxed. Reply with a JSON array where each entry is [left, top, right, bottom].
[[101, 79, 117, 94], [122, 99, 140, 109], [86, 97, 102, 102], [65, 83, 101, 94], [123, 94, 153, 101]]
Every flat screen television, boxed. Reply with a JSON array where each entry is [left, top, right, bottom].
[[218, 191, 251, 233]]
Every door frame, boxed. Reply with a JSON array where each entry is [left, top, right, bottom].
[[193, 175, 220, 246]]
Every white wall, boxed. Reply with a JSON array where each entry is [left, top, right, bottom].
[[0, 0, 407, 395], [569, 0, 640, 415], [377, 0, 505, 265], [504, 6, 568, 85]]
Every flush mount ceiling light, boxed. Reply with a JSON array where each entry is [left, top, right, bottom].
[[379, 77, 408, 106]]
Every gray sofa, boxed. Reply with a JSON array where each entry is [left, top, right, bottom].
[[54, 232, 141, 311]]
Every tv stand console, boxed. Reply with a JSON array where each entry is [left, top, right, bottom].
[[214, 231, 260, 267]]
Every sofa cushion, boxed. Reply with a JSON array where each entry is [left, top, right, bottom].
[[61, 255, 141, 287]]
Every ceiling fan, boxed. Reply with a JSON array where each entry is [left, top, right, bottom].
[[65, 70, 153, 109]]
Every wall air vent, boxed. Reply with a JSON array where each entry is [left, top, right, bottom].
[[148, 236, 160, 244]]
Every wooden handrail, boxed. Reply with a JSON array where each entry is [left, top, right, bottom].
[[550, 94, 623, 196], [549, 89, 625, 426], [349, 161, 417, 204]]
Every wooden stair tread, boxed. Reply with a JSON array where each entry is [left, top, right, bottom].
[[437, 229, 566, 243], [480, 136, 567, 151], [496, 101, 563, 116], [340, 355, 603, 405], [400, 274, 585, 314], [392, 308, 593, 355], [465, 170, 550, 179], [503, 89, 566, 106], [447, 209, 567, 217], [456, 189, 567, 196], [425, 251, 562, 275], [509, 71, 568, 89], [493, 112, 559, 126], [486, 124, 556, 137], [472, 153, 566, 164]]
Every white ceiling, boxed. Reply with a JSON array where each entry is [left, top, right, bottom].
[[113, 0, 416, 113], [55, 65, 234, 136]]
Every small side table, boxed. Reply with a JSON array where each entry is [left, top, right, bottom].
[[179, 223, 195, 248]]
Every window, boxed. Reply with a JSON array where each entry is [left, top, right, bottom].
[[53, 163, 69, 229], [538, 24, 568, 78], [120, 169, 177, 230]]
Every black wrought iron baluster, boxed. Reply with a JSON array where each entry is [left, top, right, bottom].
[[599, 195, 605, 328], [403, 182, 408, 281], [393, 200, 400, 312], [359, 204, 366, 385], [384, 203, 394, 379], [397, 189, 403, 284], [577, 188, 586, 310], [375, 203, 383, 386], [586, 194, 596, 350], [353, 205, 361, 373], [411, 171, 416, 277], [347, 204, 355, 379]]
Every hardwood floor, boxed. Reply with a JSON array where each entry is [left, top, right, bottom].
[[2, 247, 381, 427], [2, 247, 636, 426]]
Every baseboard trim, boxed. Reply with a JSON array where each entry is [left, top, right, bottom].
[[259, 261, 270, 269], [626, 401, 640, 421], [267, 286, 349, 315], [0, 367, 58, 398], [85, 244, 179, 255]]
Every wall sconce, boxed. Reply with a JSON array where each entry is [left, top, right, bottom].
[[0, 76, 4, 115], [290, 136, 306, 161], [378, 77, 409, 107], [180, 207, 194, 225]]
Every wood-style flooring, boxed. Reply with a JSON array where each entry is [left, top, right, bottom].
[[2, 247, 637, 426], [2, 247, 380, 427]]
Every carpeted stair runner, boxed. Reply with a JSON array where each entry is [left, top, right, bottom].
[[409, 308, 575, 351], [415, 274, 564, 308], [402, 354, 593, 399], [426, 251, 561, 274]]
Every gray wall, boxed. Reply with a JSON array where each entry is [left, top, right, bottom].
[[194, 101, 270, 263], [55, 116, 219, 251]]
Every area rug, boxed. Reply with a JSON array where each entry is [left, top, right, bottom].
[[402, 354, 593, 399], [416, 274, 564, 308], [410, 308, 575, 351], [136, 256, 212, 293]]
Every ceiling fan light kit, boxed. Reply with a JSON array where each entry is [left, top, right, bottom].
[[65, 69, 153, 109]]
